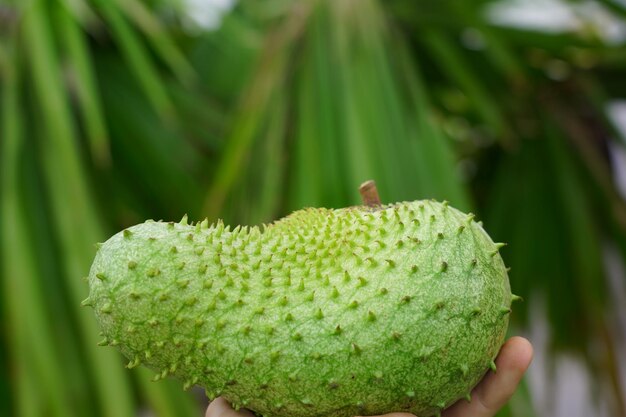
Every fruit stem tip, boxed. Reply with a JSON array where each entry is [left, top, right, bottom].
[[359, 180, 381, 207]]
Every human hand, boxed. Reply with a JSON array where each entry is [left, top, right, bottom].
[[205, 336, 533, 417]]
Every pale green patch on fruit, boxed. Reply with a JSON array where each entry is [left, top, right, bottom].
[[87, 200, 512, 417]]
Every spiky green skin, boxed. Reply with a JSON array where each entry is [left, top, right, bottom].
[[88, 201, 511, 417]]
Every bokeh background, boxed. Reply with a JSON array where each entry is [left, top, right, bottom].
[[1, 0, 626, 416]]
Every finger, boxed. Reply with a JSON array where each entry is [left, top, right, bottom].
[[443, 336, 533, 417], [206, 397, 255, 417]]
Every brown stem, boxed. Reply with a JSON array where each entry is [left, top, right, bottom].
[[599, 320, 626, 417], [359, 180, 381, 206]]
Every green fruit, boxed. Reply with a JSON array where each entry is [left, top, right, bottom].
[[86, 200, 512, 417]]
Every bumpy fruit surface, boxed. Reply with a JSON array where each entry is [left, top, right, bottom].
[[87, 200, 512, 417]]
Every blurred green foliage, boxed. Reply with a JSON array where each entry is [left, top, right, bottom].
[[1, 0, 626, 416]]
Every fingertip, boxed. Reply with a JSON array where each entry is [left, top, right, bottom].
[[499, 336, 533, 373], [421, 337, 535, 417], [206, 397, 229, 417], [206, 397, 255, 417]]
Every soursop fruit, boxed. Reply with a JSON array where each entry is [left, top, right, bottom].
[[86, 200, 513, 417]]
